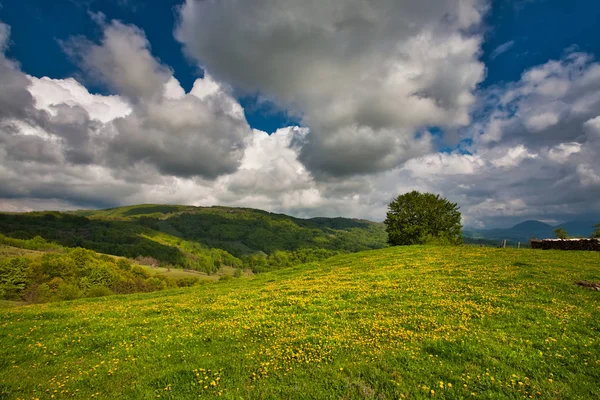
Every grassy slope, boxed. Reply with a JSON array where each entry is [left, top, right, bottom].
[[1, 246, 599, 399]]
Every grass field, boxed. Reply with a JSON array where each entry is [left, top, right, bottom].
[[1, 246, 599, 399]]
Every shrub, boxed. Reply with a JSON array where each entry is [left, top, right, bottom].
[[56, 283, 82, 301], [177, 277, 201, 287], [87, 285, 113, 298]]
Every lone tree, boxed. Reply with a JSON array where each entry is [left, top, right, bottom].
[[384, 191, 462, 246], [592, 223, 600, 239], [553, 227, 569, 239]]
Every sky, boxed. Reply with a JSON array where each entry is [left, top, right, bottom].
[[0, 0, 599, 228]]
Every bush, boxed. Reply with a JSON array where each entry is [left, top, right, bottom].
[[56, 283, 81, 301], [177, 277, 201, 287], [0, 257, 29, 300], [87, 285, 113, 298], [24, 283, 53, 303], [117, 258, 132, 271], [146, 277, 167, 291]]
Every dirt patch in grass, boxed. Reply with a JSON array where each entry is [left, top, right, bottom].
[[575, 281, 600, 291]]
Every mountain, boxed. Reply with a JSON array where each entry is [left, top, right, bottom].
[[507, 220, 554, 238], [465, 219, 597, 245], [0, 204, 388, 274]]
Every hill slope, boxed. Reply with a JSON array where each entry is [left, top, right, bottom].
[[0, 205, 387, 274], [1, 246, 599, 399], [0, 238, 214, 303]]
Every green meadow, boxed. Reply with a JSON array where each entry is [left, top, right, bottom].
[[1, 246, 599, 399]]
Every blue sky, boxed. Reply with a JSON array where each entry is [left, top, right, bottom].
[[482, 1, 600, 84], [0, 0, 599, 227]]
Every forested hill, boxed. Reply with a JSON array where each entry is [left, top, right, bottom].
[[0, 204, 387, 273]]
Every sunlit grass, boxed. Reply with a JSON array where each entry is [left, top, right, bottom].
[[1, 246, 599, 399]]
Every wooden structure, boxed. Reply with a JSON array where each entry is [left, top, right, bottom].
[[530, 238, 600, 251]]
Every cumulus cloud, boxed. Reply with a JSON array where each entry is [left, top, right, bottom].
[[28, 77, 130, 123], [176, 0, 487, 176], [63, 20, 252, 178], [475, 52, 600, 148], [414, 52, 600, 226], [63, 21, 172, 102], [0, 19, 251, 210]]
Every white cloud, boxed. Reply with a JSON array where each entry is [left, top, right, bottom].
[[577, 164, 600, 187], [490, 145, 537, 168], [583, 115, 600, 137], [28, 77, 131, 123], [63, 21, 172, 102], [547, 142, 581, 163], [490, 40, 515, 60], [163, 76, 186, 100], [525, 112, 559, 132], [404, 153, 484, 177], [0, 19, 251, 209], [0, 22, 10, 51], [476, 52, 600, 149], [176, 0, 487, 176], [66, 20, 252, 179]]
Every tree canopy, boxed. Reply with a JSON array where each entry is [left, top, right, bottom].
[[384, 191, 462, 246], [553, 227, 569, 239], [592, 223, 600, 239]]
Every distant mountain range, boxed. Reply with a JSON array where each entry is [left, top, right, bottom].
[[464, 220, 597, 245]]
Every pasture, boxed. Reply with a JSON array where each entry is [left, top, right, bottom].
[[1, 246, 599, 399]]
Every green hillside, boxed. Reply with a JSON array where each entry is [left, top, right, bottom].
[[0, 238, 216, 304], [74, 204, 387, 255], [2, 246, 599, 399], [0, 205, 387, 278]]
